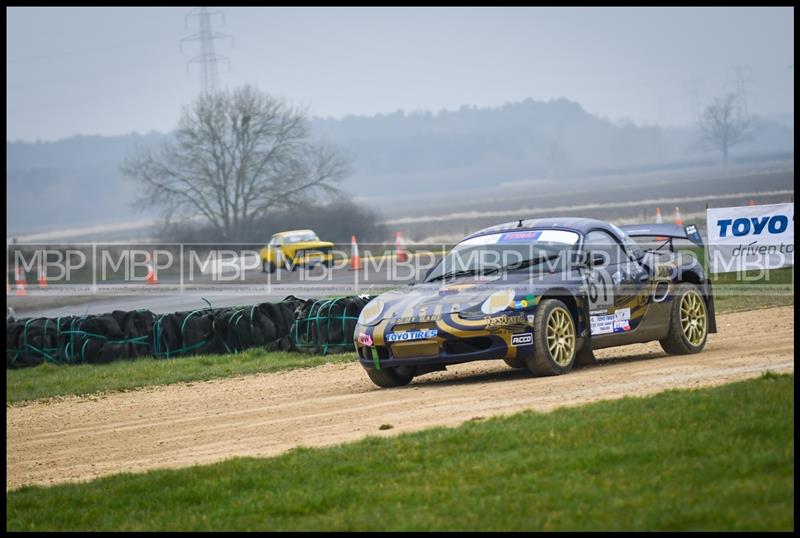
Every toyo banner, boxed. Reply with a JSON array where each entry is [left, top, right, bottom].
[[706, 202, 794, 273]]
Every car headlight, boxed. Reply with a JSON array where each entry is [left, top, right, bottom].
[[481, 289, 515, 315], [358, 299, 385, 326]]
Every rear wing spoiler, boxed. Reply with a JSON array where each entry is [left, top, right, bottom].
[[619, 224, 704, 246]]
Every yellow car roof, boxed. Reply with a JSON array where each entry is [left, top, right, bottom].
[[274, 229, 316, 236]]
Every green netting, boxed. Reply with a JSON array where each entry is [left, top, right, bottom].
[[292, 297, 361, 355], [6, 315, 149, 367]]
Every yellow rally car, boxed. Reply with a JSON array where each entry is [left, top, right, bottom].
[[260, 229, 334, 273]]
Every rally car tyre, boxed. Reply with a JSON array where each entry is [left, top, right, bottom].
[[573, 341, 599, 368], [525, 299, 577, 376], [365, 365, 415, 388], [659, 283, 708, 355], [503, 356, 527, 369], [262, 260, 276, 274]]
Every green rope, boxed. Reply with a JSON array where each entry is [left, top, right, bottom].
[[292, 297, 362, 355]]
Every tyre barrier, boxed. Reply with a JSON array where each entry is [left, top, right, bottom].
[[291, 295, 374, 355], [6, 295, 372, 368], [5, 311, 154, 368]]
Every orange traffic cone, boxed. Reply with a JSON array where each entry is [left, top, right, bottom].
[[37, 262, 47, 289], [674, 207, 683, 226], [396, 231, 409, 262], [15, 267, 27, 297], [146, 251, 158, 284], [748, 199, 755, 206], [349, 235, 362, 271]]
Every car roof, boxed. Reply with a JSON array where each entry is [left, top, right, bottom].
[[463, 217, 620, 241], [273, 229, 316, 237]]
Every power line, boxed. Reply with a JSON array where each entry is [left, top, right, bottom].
[[688, 77, 701, 123], [180, 7, 233, 96], [732, 63, 753, 122], [7, 36, 176, 64]]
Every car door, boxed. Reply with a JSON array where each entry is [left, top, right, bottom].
[[583, 229, 648, 344]]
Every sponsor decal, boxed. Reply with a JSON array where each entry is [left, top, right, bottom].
[[684, 224, 701, 242], [707, 203, 794, 272], [511, 332, 533, 346], [513, 299, 529, 309], [613, 320, 631, 332], [590, 314, 616, 335], [499, 231, 542, 242], [716, 215, 789, 238], [614, 308, 631, 321], [394, 315, 440, 324], [485, 313, 526, 328], [385, 328, 438, 343], [612, 270, 624, 286], [357, 332, 373, 346], [526, 314, 535, 324]]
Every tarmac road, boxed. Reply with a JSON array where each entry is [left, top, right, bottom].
[[7, 257, 421, 317]]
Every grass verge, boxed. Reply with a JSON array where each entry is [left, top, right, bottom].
[[710, 266, 794, 313], [6, 349, 353, 405], [6, 373, 794, 531]]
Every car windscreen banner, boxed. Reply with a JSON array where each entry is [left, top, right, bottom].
[[706, 203, 794, 273]]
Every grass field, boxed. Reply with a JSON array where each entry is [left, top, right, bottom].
[[6, 373, 793, 531], [6, 349, 353, 404], [708, 266, 794, 313]]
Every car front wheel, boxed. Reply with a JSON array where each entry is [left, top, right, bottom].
[[526, 299, 577, 376], [365, 365, 415, 388]]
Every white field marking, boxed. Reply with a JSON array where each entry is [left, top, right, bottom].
[[386, 189, 795, 225], [495, 166, 795, 192]]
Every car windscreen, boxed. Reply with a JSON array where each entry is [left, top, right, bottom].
[[425, 229, 580, 282], [283, 232, 319, 244]]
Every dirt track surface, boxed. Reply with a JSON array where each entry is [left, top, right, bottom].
[[7, 306, 794, 491]]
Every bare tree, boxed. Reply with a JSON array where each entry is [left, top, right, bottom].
[[697, 93, 752, 162], [122, 85, 349, 240]]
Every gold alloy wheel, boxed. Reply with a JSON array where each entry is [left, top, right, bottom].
[[546, 306, 576, 366], [680, 289, 708, 346]]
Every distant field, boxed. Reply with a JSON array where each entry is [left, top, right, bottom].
[[390, 162, 793, 240], [7, 373, 793, 531]]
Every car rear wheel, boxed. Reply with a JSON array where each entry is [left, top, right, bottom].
[[526, 299, 577, 376], [365, 365, 415, 388], [659, 283, 708, 355]]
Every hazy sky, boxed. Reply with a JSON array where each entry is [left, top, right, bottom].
[[6, 6, 794, 142]]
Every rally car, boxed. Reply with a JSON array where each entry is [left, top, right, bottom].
[[260, 229, 334, 273], [354, 217, 716, 387]]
